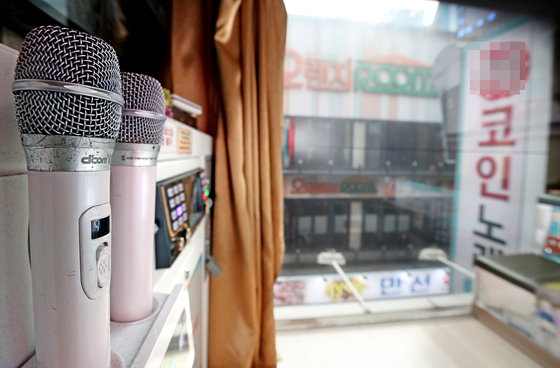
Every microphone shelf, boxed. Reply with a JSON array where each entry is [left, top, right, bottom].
[[21, 284, 195, 368]]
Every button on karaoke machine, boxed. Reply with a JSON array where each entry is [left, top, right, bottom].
[[163, 180, 189, 236]]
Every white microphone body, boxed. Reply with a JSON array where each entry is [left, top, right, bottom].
[[29, 170, 111, 368], [110, 144, 159, 322], [12, 25, 124, 368], [22, 135, 115, 368]]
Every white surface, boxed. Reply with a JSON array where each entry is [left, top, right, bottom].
[[152, 216, 208, 368], [23, 351, 127, 368], [475, 267, 536, 318], [0, 43, 26, 177], [110, 294, 167, 368], [132, 285, 194, 368], [276, 317, 543, 368], [22, 288, 195, 368], [158, 118, 212, 158], [171, 95, 203, 116], [519, 20, 555, 254], [0, 43, 35, 368], [156, 118, 212, 182], [351, 122, 366, 169], [111, 165, 157, 322], [28, 171, 111, 368], [154, 119, 211, 367], [23, 291, 165, 368], [201, 262, 210, 368], [0, 175, 34, 368], [534, 203, 554, 253], [156, 157, 204, 183]]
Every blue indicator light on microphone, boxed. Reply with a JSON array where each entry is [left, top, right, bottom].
[[457, 30, 465, 38], [465, 25, 473, 34], [476, 19, 484, 28], [488, 12, 496, 21]]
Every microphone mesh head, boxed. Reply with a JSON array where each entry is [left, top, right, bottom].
[[13, 25, 122, 139], [118, 72, 166, 145]]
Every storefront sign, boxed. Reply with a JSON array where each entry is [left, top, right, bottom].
[[283, 15, 449, 119], [453, 21, 553, 292], [274, 268, 450, 306], [284, 49, 437, 97], [288, 177, 378, 196], [284, 49, 352, 91], [284, 176, 453, 199], [354, 61, 437, 97]]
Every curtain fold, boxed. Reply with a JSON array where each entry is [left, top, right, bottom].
[[171, 0, 219, 134], [210, 1, 287, 367], [172, 0, 287, 367]]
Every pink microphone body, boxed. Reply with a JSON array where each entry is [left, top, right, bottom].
[[110, 152, 158, 322], [110, 72, 166, 322]]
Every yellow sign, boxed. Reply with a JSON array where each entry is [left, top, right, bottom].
[[325, 278, 366, 301], [177, 127, 192, 154]]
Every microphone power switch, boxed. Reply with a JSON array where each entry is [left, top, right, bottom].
[[79, 203, 112, 300], [96, 246, 111, 288]]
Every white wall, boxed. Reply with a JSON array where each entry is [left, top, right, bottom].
[[0, 43, 35, 368]]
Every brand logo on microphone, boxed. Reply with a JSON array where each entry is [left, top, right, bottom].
[[81, 155, 110, 165]]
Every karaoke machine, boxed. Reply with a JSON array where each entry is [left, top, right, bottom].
[[152, 106, 213, 368]]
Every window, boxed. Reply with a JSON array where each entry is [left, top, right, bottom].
[[275, 1, 557, 309]]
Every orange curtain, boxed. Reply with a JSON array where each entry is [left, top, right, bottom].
[[210, 0, 286, 366], [171, 0, 220, 135], [172, 0, 287, 367]]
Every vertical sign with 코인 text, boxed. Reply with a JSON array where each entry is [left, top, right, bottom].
[[452, 20, 554, 292], [177, 127, 192, 154]]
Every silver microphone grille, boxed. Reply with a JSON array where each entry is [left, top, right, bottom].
[[13, 25, 122, 139], [118, 72, 166, 145]]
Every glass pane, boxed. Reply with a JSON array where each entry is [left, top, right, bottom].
[[276, 0, 557, 324]]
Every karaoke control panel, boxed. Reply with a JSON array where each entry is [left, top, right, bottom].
[[79, 203, 111, 299], [155, 170, 208, 268], [166, 181, 189, 233]]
